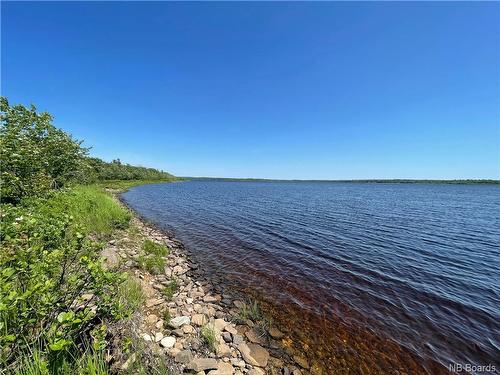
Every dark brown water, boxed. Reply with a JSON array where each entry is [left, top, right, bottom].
[[122, 181, 500, 374]]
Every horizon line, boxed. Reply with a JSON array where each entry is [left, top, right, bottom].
[[179, 177, 500, 184]]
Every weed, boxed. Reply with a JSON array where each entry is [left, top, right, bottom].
[[137, 255, 165, 275], [201, 325, 217, 352], [236, 299, 261, 323], [118, 275, 145, 316], [161, 279, 179, 300], [162, 309, 172, 326], [142, 239, 169, 257]]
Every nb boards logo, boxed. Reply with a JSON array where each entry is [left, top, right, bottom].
[[448, 363, 496, 373]]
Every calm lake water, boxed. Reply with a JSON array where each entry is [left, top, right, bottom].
[[122, 181, 500, 373]]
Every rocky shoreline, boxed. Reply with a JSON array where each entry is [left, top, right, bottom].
[[103, 192, 318, 375]]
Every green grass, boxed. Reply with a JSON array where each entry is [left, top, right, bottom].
[[40, 185, 132, 237], [94, 179, 176, 191], [142, 239, 169, 257], [200, 325, 217, 352], [162, 309, 171, 326], [11, 347, 108, 375], [137, 254, 165, 275], [237, 300, 262, 322], [161, 279, 179, 300], [118, 275, 146, 316]]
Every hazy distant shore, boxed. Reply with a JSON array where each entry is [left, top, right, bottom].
[[183, 177, 500, 184]]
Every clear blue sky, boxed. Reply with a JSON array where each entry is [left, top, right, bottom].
[[2, 2, 499, 179]]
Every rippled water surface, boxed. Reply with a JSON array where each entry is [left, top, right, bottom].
[[123, 181, 500, 373]]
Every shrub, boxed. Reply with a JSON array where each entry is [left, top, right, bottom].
[[0, 97, 89, 203], [0, 194, 125, 370], [86, 157, 175, 182]]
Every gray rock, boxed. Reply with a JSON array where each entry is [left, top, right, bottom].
[[169, 315, 190, 328], [174, 349, 193, 364], [101, 247, 119, 268], [232, 334, 244, 345], [172, 328, 184, 337], [222, 332, 232, 343]]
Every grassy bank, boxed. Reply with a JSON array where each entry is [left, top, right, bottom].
[[94, 180, 176, 191]]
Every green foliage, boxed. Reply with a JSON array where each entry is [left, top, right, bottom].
[[236, 300, 262, 323], [137, 254, 165, 275], [0, 97, 89, 203], [161, 279, 179, 301], [38, 185, 132, 237], [0, 97, 177, 205], [86, 157, 175, 182], [142, 239, 169, 257], [117, 275, 145, 316], [200, 325, 217, 352], [11, 346, 108, 375], [0, 191, 129, 370], [162, 309, 171, 326]]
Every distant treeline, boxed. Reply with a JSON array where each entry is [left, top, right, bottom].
[[187, 177, 500, 184], [0, 97, 176, 203], [87, 157, 175, 181]]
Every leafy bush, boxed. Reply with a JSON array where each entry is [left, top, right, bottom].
[[0, 97, 89, 204], [0, 97, 176, 205], [0, 197, 128, 368]]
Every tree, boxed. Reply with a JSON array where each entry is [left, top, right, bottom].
[[0, 97, 88, 203]]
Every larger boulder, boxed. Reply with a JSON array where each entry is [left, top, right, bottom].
[[237, 343, 269, 367]]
